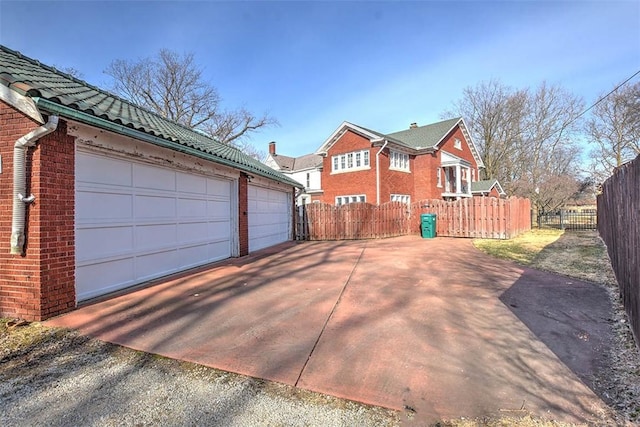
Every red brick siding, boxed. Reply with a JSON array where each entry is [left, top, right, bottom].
[[413, 152, 439, 200], [321, 130, 377, 204], [380, 151, 414, 203], [238, 173, 249, 256], [438, 126, 480, 178], [0, 102, 75, 321]]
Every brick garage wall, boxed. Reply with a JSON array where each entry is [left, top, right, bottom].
[[238, 173, 249, 256], [0, 101, 75, 321], [320, 130, 377, 204]]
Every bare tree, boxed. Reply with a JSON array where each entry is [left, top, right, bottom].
[[444, 80, 528, 182], [445, 80, 584, 211], [54, 65, 84, 79], [105, 49, 276, 149], [586, 81, 640, 183]]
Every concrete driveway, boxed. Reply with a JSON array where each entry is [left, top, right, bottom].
[[46, 236, 613, 424]]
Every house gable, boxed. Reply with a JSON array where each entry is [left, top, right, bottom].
[[388, 118, 484, 168], [315, 121, 384, 156], [471, 179, 506, 197]]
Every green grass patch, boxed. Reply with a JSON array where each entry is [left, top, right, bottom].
[[473, 229, 618, 287], [473, 228, 564, 266]]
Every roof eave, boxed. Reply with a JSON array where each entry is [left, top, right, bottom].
[[315, 121, 383, 155], [34, 97, 303, 189]]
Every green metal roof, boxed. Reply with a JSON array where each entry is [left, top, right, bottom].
[[0, 45, 301, 188], [387, 117, 461, 150]]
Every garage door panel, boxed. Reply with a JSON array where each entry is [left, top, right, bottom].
[[177, 222, 210, 244], [136, 223, 177, 250], [208, 221, 231, 241], [177, 244, 210, 267], [177, 172, 207, 194], [77, 152, 132, 187], [178, 197, 208, 217], [76, 226, 134, 262], [134, 195, 177, 218], [208, 178, 231, 197], [207, 199, 231, 217], [209, 241, 232, 260], [134, 163, 176, 190], [77, 191, 133, 221], [136, 250, 179, 280], [76, 258, 135, 301]]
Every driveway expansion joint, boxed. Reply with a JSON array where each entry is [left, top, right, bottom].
[[294, 242, 368, 387]]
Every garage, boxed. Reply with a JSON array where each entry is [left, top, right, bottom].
[[248, 184, 292, 252], [75, 149, 234, 301], [0, 45, 303, 321]]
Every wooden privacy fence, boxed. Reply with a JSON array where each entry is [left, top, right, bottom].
[[297, 197, 531, 241], [598, 155, 640, 347], [411, 197, 531, 239]]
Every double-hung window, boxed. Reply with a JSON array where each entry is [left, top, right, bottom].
[[331, 149, 370, 173], [336, 195, 366, 205], [390, 150, 409, 172], [390, 194, 410, 204]]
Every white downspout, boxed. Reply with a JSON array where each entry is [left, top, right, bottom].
[[376, 140, 388, 205], [11, 115, 59, 254]]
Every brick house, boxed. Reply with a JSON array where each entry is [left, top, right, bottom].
[[275, 118, 500, 206], [0, 46, 301, 321]]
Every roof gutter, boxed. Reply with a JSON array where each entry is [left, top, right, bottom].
[[376, 139, 389, 205], [32, 98, 303, 189], [11, 115, 59, 254]]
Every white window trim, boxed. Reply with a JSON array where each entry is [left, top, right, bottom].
[[454, 138, 462, 150], [335, 194, 366, 205], [389, 150, 410, 172], [331, 149, 371, 174], [390, 194, 410, 204], [436, 168, 442, 188]]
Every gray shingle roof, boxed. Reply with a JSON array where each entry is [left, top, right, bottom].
[[292, 153, 322, 170], [0, 45, 301, 188], [471, 179, 501, 193], [387, 117, 461, 150], [270, 154, 296, 171], [271, 153, 322, 172]]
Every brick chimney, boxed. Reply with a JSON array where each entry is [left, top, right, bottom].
[[268, 141, 276, 155], [410, 122, 418, 129]]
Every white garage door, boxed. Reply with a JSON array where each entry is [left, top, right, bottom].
[[248, 185, 291, 252], [75, 150, 233, 301]]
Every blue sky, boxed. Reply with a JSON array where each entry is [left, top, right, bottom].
[[1, 1, 639, 157]]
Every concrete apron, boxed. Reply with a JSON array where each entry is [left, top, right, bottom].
[[46, 236, 611, 424]]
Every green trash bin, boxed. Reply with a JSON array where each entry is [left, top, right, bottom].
[[421, 213, 436, 238]]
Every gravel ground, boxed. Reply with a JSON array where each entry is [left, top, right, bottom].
[[0, 326, 400, 427]]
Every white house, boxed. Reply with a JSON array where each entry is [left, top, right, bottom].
[[264, 141, 323, 205]]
